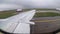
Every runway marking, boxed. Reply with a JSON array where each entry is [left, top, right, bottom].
[[32, 19, 60, 22]]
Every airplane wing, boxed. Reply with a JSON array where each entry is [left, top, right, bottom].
[[0, 10, 36, 33]]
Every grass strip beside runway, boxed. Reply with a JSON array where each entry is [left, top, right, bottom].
[[0, 10, 17, 19], [34, 12, 60, 17]]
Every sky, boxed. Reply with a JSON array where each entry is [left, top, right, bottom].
[[0, 0, 60, 11]]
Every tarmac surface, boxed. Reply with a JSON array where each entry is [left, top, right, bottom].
[[31, 16, 60, 34]]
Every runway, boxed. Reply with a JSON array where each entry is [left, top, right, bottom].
[[31, 16, 60, 34]]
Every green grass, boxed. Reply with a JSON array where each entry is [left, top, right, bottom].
[[0, 10, 17, 19], [0, 9, 32, 19], [0, 9, 60, 19], [34, 12, 60, 17], [23, 9, 32, 11]]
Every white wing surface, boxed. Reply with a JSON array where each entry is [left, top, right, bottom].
[[0, 10, 36, 33]]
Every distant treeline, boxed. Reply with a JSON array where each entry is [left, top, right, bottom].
[[34, 8, 56, 11]]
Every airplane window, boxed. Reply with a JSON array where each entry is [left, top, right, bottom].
[[0, 29, 13, 34]]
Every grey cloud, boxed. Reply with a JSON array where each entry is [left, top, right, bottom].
[[0, 0, 60, 10], [0, 4, 23, 11]]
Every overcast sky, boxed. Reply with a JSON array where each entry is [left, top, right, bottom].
[[0, 0, 60, 11]]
